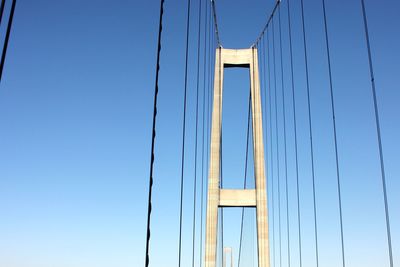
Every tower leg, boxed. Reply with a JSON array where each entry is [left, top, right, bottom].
[[205, 48, 223, 267]]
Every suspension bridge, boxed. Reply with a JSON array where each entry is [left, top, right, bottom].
[[0, 0, 397, 267], [145, 0, 397, 267]]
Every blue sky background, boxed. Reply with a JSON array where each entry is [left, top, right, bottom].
[[0, 0, 399, 267]]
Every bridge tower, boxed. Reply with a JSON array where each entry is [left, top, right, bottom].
[[205, 47, 270, 267], [223, 247, 233, 267]]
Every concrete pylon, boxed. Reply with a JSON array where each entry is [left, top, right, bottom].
[[223, 247, 233, 267], [205, 48, 269, 267]]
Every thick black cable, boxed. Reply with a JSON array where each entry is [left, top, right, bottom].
[[178, 0, 192, 266], [238, 93, 252, 267], [144, 1, 165, 266], [320, 1, 346, 267], [299, 1, 320, 266], [272, 16, 282, 267], [286, 0, 302, 266], [278, 5, 290, 267], [199, 1, 210, 266], [0, 0, 16, 82], [191, 0, 202, 265], [360, 2, 393, 267]]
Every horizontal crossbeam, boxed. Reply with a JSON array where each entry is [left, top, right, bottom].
[[219, 189, 256, 207]]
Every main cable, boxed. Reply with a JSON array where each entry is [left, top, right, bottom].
[[178, 0, 192, 266], [320, 1, 346, 267], [144, 0, 165, 266], [0, 0, 16, 82], [211, 0, 221, 46], [253, 0, 281, 47], [360, 1, 393, 267]]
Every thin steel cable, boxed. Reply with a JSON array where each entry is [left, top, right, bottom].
[[320, 1, 346, 267], [262, 32, 275, 267], [252, 46, 258, 267], [278, 5, 290, 267], [199, 1, 210, 266], [144, 1, 165, 267], [238, 94, 252, 267], [299, 0, 319, 266], [272, 16, 282, 267], [191, 0, 203, 265], [262, 35, 268, 143], [286, 0, 302, 266], [360, 1, 393, 266], [178, 0, 192, 266], [218, 47, 224, 266], [266, 28, 275, 267], [0, 0, 16, 82]]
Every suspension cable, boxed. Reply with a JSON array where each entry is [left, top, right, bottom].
[[253, 0, 281, 47], [218, 46, 224, 265], [320, 1, 346, 267], [199, 0, 210, 266], [262, 35, 268, 144], [191, 0, 203, 265], [178, 0, 192, 266], [238, 94, 252, 267], [144, 1, 165, 266], [278, 5, 291, 267], [286, 0, 302, 266], [266, 28, 276, 267], [211, 0, 221, 46], [360, 1, 393, 267], [299, 1, 320, 266], [272, 16, 282, 267], [0, 0, 16, 82]]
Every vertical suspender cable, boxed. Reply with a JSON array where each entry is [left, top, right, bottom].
[[191, 0, 202, 265], [278, 5, 291, 267], [144, 0, 165, 266], [261, 37, 272, 254], [286, 0, 302, 266], [299, 0, 320, 266], [262, 35, 268, 148], [360, 2, 393, 267], [238, 94, 252, 267], [199, 0, 210, 266], [320, 1, 346, 267], [218, 46, 224, 265], [266, 28, 275, 267], [0, 0, 16, 82], [272, 16, 282, 267], [178, 0, 192, 266]]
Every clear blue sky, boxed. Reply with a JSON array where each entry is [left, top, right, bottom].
[[0, 0, 399, 267]]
